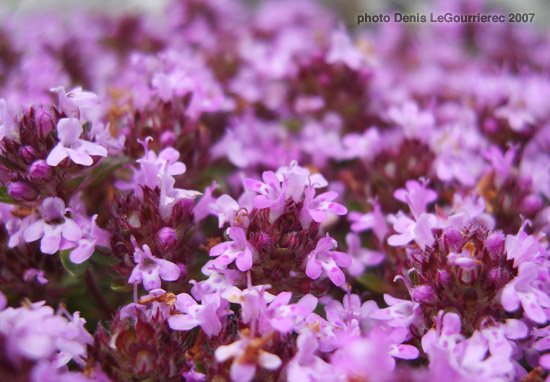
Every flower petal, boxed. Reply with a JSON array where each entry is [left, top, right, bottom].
[[46, 144, 69, 166], [68, 148, 93, 166], [230, 361, 256, 382], [258, 351, 282, 370], [235, 250, 253, 271], [306, 258, 322, 280]]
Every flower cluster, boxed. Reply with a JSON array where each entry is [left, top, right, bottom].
[[1, 0, 550, 381]]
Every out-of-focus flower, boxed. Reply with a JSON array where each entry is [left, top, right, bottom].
[[215, 329, 282, 382]]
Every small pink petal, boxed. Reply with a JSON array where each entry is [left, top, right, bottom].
[[306, 258, 322, 280], [46, 144, 69, 166], [236, 250, 253, 271], [230, 361, 256, 382], [68, 149, 93, 166], [168, 314, 200, 331]]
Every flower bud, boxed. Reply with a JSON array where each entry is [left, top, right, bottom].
[[8, 181, 38, 202], [20, 145, 38, 164], [483, 117, 498, 133], [156, 227, 177, 250], [520, 194, 542, 216], [412, 285, 437, 305], [36, 108, 55, 138], [443, 226, 463, 252], [29, 160, 52, 179], [160, 131, 176, 147], [436, 269, 451, 287]]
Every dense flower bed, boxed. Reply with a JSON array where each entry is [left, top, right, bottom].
[[1, 0, 550, 381]]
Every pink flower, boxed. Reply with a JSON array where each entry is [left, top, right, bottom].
[[244, 170, 287, 220], [326, 27, 365, 70], [505, 221, 545, 267], [345, 233, 385, 276], [128, 237, 180, 290], [210, 227, 255, 271], [287, 330, 334, 381], [371, 294, 422, 329], [388, 101, 435, 143], [46, 118, 107, 166], [23, 269, 48, 284], [393, 179, 437, 219], [305, 234, 350, 286], [388, 212, 438, 250], [215, 330, 282, 382], [300, 185, 347, 228], [212, 194, 240, 228], [501, 261, 550, 324], [348, 198, 387, 241], [23, 197, 82, 255], [50, 86, 100, 119], [168, 293, 224, 337], [275, 160, 327, 202], [69, 214, 110, 264]]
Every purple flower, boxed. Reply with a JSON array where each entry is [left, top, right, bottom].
[[388, 101, 435, 143], [128, 236, 180, 290], [168, 293, 224, 337], [23, 197, 82, 254], [345, 233, 385, 276], [480, 320, 528, 359], [244, 170, 287, 220], [215, 330, 282, 382], [330, 330, 398, 379], [275, 160, 328, 200], [305, 234, 350, 286], [393, 179, 437, 219], [0, 301, 91, 366], [483, 144, 516, 181], [211, 194, 241, 228], [388, 212, 438, 250], [348, 198, 388, 241], [210, 227, 255, 271], [23, 268, 48, 284], [69, 214, 110, 264], [192, 181, 219, 224], [300, 185, 347, 228], [158, 169, 202, 219], [135, 143, 186, 189], [287, 330, 333, 382], [223, 285, 315, 334], [371, 294, 422, 329], [422, 312, 515, 380], [326, 27, 365, 70], [501, 261, 550, 324], [505, 222, 545, 267], [46, 118, 107, 166], [50, 86, 100, 120]]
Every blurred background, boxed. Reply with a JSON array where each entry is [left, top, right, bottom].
[[1, 0, 549, 27]]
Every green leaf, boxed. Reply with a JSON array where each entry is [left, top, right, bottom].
[[63, 175, 86, 190], [60, 249, 90, 278], [90, 157, 129, 187], [110, 281, 133, 292], [357, 274, 386, 294], [90, 249, 118, 266], [0, 186, 21, 205]]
